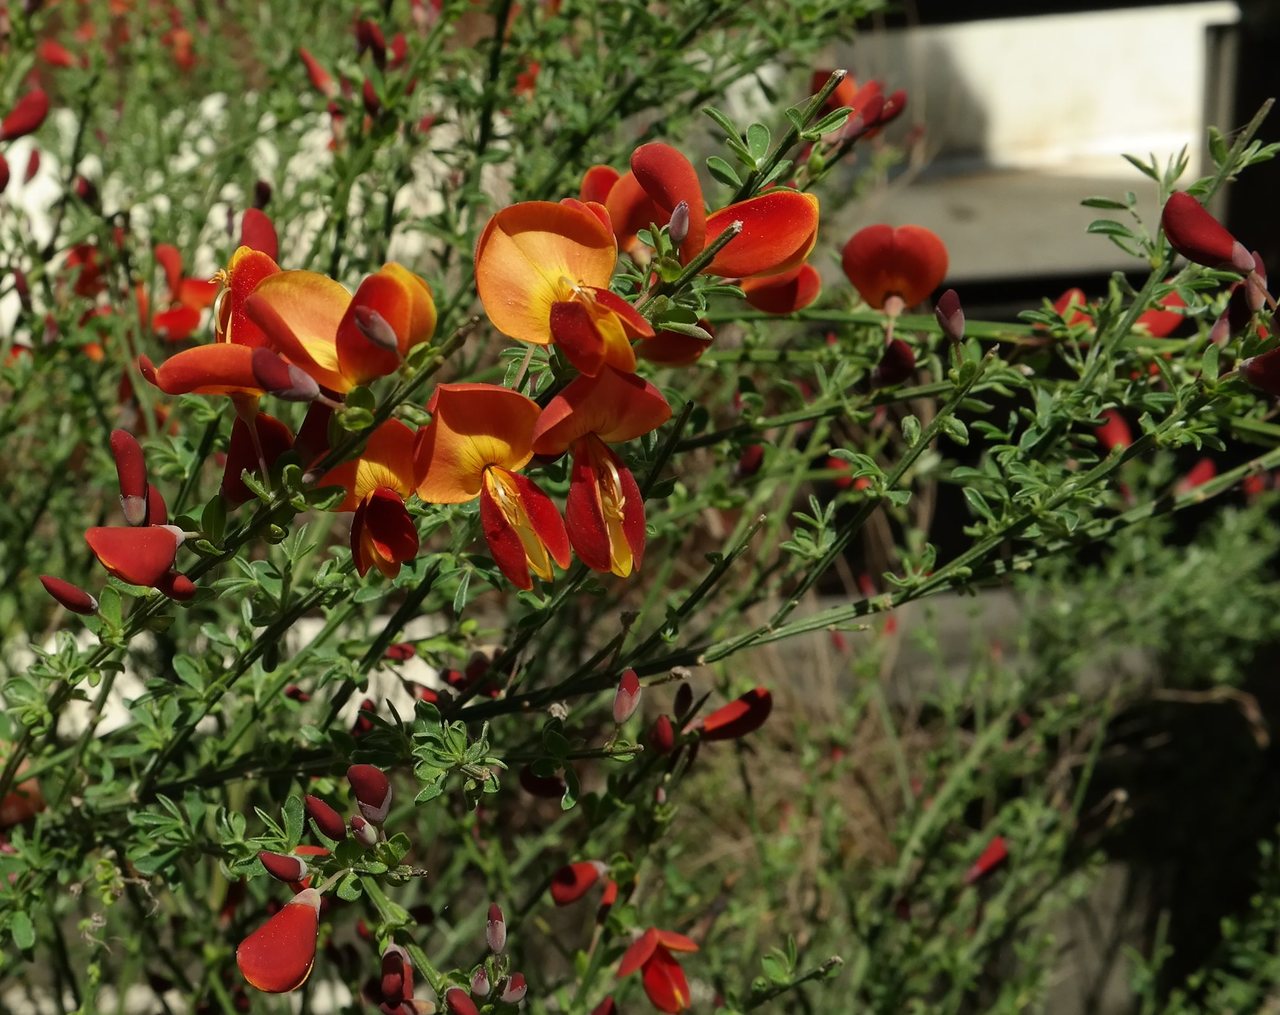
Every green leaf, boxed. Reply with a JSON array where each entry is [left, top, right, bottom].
[[706, 156, 742, 188], [11, 912, 35, 949], [746, 122, 771, 162]]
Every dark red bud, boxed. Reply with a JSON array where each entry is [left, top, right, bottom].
[[362, 78, 381, 117], [1161, 191, 1255, 273], [258, 850, 308, 883], [1241, 347, 1280, 397], [40, 575, 99, 615], [253, 179, 272, 209], [354, 306, 401, 353], [157, 572, 196, 601], [347, 764, 393, 824], [874, 338, 916, 387], [444, 987, 480, 1015], [649, 714, 676, 754], [934, 288, 964, 342], [381, 944, 413, 1005], [305, 794, 347, 840], [110, 430, 148, 524], [735, 443, 765, 479], [963, 835, 1009, 885], [0, 88, 50, 141], [519, 765, 566, 798], [24, 149, 39, 184]]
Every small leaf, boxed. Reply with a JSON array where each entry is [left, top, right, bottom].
[[11, 912, 35, 950]]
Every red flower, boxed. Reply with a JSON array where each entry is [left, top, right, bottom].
[[0, 89, 50, 141], [236, 888, 322, 992], [1095, 409, 1131, 453], [618, 928, 699, 1014], [550, 861, 607, 906], [841, 224, 947, 308], [695, 687, 772, 741], [963, 836, 1008, 885]]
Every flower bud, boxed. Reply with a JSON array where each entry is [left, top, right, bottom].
[[735, 444, 765, 479], [157, 572, 196, 601], [697, 687, 773, 741], [354, 306, 401, 353], [873, 338, 916, 387], [146, 484, 168, 526], [347, 764, 393, 824], [298, 47, 336, 97], [499, 972, 527, 1004], [110, 429, 148, 526], [350, 814, 378, 847], [305, 794, 347, 841], [518, 765, 566, 798], [444, 987, 480, 1015], [590, 999, 618, 1015], [612, 669, 641, 724], [381, 944, 414, 1005], [362, 78, 381, 118], [252, 347, 320, 402], [668, 201, 690, 248], [40, 575, 98, 615], [486, 903, 506, 954], [1161, 191, 1255, 273], [24, 149, 39, 184], [1241, 347, 1280, 398], [254, 179, 273, 209], [649, 714, 675, 754], [672, 682, 692, 721], [597, 879, 618, 924], [259, 850, 309, 883], [470, 967, 491, 998], [355, 19, 387, 67], [963, 835, 1008, 885], [934, 288, 964, 343]]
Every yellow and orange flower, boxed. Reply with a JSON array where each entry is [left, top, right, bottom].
[[532, 366, 670, 577], [414, 384, 569, 590], [473, 199, 653, 376]]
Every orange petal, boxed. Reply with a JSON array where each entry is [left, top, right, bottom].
[[841, 224, 948, 308], [618, 928, 660, 978], [144, 344, 262, 395], [378, 263, 437, 349], [654, 930, 699, 953], [705, 191, 820, 279], [217, 246, 281, 347], [85, 525, 182, 587], [317, 419, 417, 509], [414, 384, 539, 503], [245, 270, 352, 392], [336, 271, 414, 385], [630, 142, 706, 262], [474, 201, 617, 346], [236, 888, 320, 993], [178, 276, 218, 312], [580, 164, 620, 204], [741, 263, 821, 314], [532, 366, 670, 455]]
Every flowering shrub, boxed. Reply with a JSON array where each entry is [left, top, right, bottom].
[[5, 1, 1280, 1012]]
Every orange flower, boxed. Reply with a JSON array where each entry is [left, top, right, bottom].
[[617, 928, 699, 1014], [593, 142, 821, 280], [474, 200, 652, 376], [841, 224, 947, 308], [741, 263, 821, 314], [532, 367, 670, 577], [414, 384, 569, 589], [313, 419, 420, 578], [245, 263, 437, 392], [236, 888, 321, 993]]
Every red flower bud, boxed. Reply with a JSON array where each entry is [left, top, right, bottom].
[[486, 903, 506, 953], [38, 40, 77, 68], [649, 714, 675, 754], [934, 288, 964, 343], [499, 972, 526, 1004], [550, 861, 607, 906], [298, 48, 337, 98], [613, 669, 641, 724], [109, 429, 148, 525], [444, 987, 480, 1015], [157, 572, 196, 601], [40, 575, 98, 615], [381, 944, 414, 1005], [1241, 346, 1280, 397], [350, 814, 378, 847], [259, 850, 309, 883], [518, 765, 567, 798], [1, 89, 50, 141], [347, 764, 392, 824], [1095, 409, 1132, 453], [470, 967, 491, 997], [305, 794, 347, 841], [735, 444, 765, 479], [874, 339, 916, 387], [1161, 191, 1255, 273], [590, 999, 618, 1015], [362, 78, 381, 118]]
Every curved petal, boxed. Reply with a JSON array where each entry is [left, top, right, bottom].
[[705, 191, 820, 279], [241, 208, 279, 261], [142, 344, 261, 396], [603, 171, 666, 258], [741, 263, 821, 314], [353, 487, 418, 578], [86, 525, 182, 587], [617, 928, 659, 978], [153, 304, 203, 343], [222, 412, 294, 506], [480, 469, 569, 589], [642, 947, 692, 1014], [415, 384, 539, 503], [630, 142, 707, 262], [216, 246, 281, 347], [639, 326, 713, 367], [580, 164, 620, 205], [336, 270, 415, 385], [565, 437, 644, 577], [154, 243, 183, 298], [697, 687, 773, 741], [379, 263, 437, 349], [532, 366, 670, 454], [236, 888, 320, 993], [245, 271, 352, 391], [474, 201, 617, 346]]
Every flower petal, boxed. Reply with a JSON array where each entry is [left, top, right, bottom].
[[630, 142, 707, 262], [474, 201, 617, 346], [319, 419, 417, 509], [415, 384, 539, 503], [617, 928, 659, 978], [841, 224, 948, 308], [741, 263, 821, 314], [245, 271, 352, 391], [221, 413, 294, 506], [236, 888, 321, 993], [217, 246, 281, 347], [642, 947, 692, 1013], [697, 687, 772, 741], [705, 191, 820, 279], [533, 366, 670, 454], [603, 171, 666, 258], [241, 208, 279, 260], [580, 164, 620, 204], [85, 525, 182, 587], [140, 344, 261, 396]]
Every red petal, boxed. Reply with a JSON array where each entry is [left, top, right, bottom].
[[589, 286, 653, 339], [532, 365, 670, 455], [963, 836, 1009, 885], [550, 861, 605, 906], [221, 413, 294, 506], [241, 208, 279, 260], [481, 473, 534, 590], [1161, 191, 1251, 271], [698, 687, 772, 741], [550, 300, 607, 376], [154, 244, 184, 298], [631, 142, 707, 262], [85, 526, 182, 587], [299, 47, 336, 97], [358, 488, 419, 579], [153, 304, 203, 342], [511, 471, 571, 570], [147, 344, 261, 396], [0, 89, 50, 141], [641, 947, 692, 1013], [705, 191, 820, 279], [603, 171, 666, 256], [566, 452, 611, 573], [741, 263, 821, 314], [236, 888, 320, 992], [580, 164, 620, 204], [109, 429, 147, 501], [617, 928, 659, 977], [40, 576, 98, 615]]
